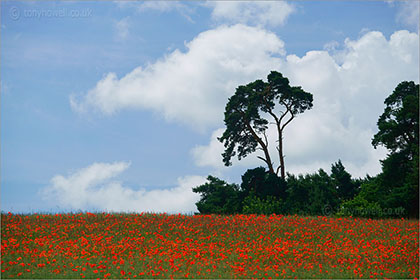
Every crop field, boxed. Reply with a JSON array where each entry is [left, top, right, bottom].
[[1, 213, 419, 279]]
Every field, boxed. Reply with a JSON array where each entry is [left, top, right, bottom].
[[1, 213, 419, 279]]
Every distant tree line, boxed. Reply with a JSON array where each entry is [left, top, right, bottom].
[[193, 74, 419, 218]]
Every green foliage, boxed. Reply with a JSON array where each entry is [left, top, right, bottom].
[[356, 177, 384, 203], [331, 160, 359, 201], [371, 81, 419, 218], [218, 83, 269, 167], [285, 169, 340, 216], [219, 71, 313, 176], [265, 71, 313, 114], [283, 174, 309, 215], [337, 169, 409, 218], [240, 167, 266, 198], [404, 148, 419, 217], [337, 196, 385, 218], [242, 193, 283, 215], [372, 81, 419, 154], [192, 176, 241, 214], [194, 81, 418, 218], [240, 167, 287, 200], [193, 169, 289, 215]]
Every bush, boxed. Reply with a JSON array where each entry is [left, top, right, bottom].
[[285, 169, 339, 216], [337, 195, 406, 218], [193, 176, 241, 214], [240, 167, 287, 200], [337, 196, 384, 218], [242, 192, 283, 215], [331, 160, 360, 201]]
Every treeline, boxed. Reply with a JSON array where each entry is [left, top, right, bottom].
[[193, 76, 419, 219], [193, 160, 415, 218]]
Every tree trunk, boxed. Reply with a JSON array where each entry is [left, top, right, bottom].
[[245, 122, 275, 174], [261, 147, 275, 175], [278, 130, 285, 179], [255, 135, 275, 175]]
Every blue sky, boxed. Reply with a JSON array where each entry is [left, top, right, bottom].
[[1, 1, 419, 213]]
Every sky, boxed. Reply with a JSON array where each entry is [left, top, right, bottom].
[[1, 0, 419, 214]]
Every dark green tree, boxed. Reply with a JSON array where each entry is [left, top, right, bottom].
[[306, 169, 339, 216], [240, 167, 267, 199], [219, 71, 313, 178], [285, 169, 339, 216], [284, 173, 310, 215], [372, 81, 419, 217], [372, 81, 419, 157], [192, 176, 241, 214], [330, 160, 359, 201], [240, 167, 287, 200]]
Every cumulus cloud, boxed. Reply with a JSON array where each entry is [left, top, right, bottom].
[[72, 25, 418, 178], [71, 24, 285, 130], [191, 121, 388, 178], [206, 1, 295, 27], [323, 40, 340, 52], [191, 128, 225, 168], [395, 1, 419, 28], [42, 162, 206, 213], [191, 30, 419, 177], [191, 127, 271, 170]]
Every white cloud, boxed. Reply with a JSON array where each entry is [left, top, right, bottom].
[[323, 40, 340, 52], [206, 1, 295, 27], [395, 1, 419, 28], [191, 30, 419, 178], [191, 128, 225, 168], [191, 121, 388, 178], [42, 162, 206, 213], [191, 127, 273, 170], [71, 24, 285, 130], [115, 17, 130, 40], [72, 26, 418, 178]]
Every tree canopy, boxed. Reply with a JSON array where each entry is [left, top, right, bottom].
[[218, 71, 313, 178], [372, 81, 419, 157], [371, 81, 419, 217], [192, 176, 240, 214], [194, 80, 418, 218]]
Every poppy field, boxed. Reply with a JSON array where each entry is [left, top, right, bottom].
[[1, 212, 419, 279]]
